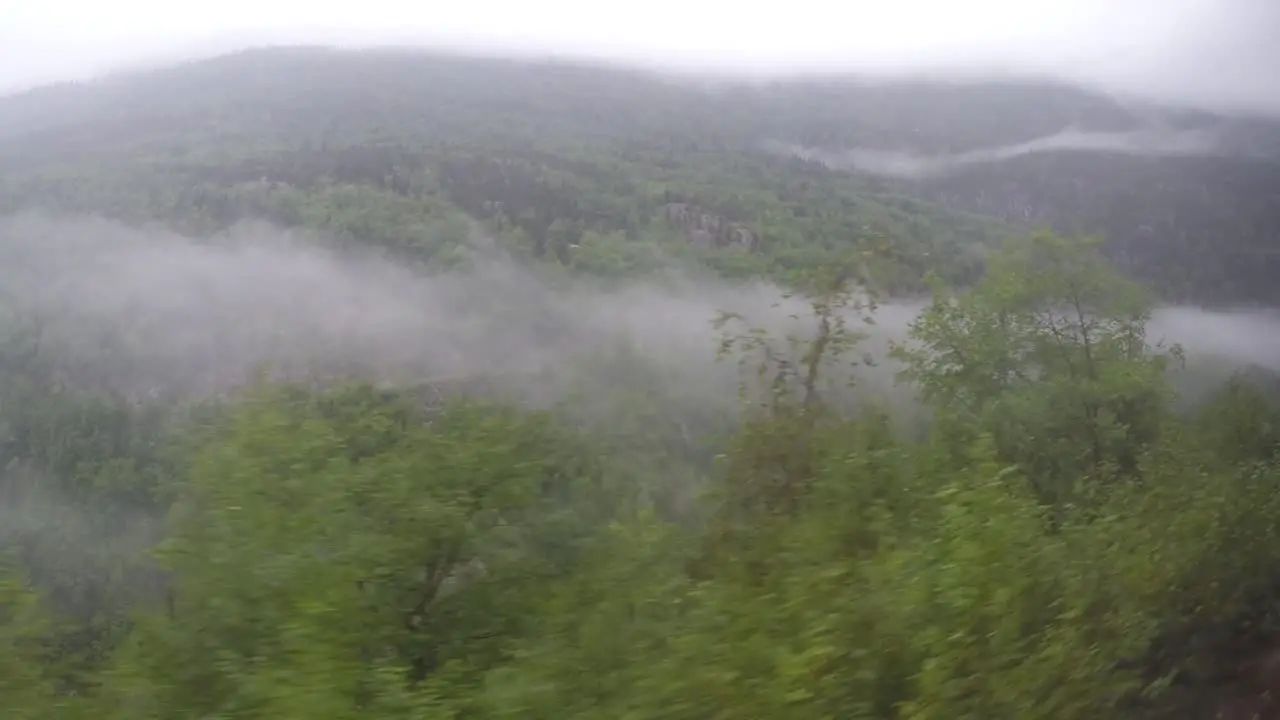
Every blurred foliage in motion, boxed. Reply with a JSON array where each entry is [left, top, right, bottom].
[[0, 232, 1277, 718]]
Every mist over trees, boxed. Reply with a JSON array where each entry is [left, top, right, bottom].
[[0, 47, 1279, 719]]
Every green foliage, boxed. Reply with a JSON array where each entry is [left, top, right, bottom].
[[1196, 369, 1280, 463], [3, 47, 1280, 718], [896, 231, 1182, 505], [0, 50, 1029, 294], [0, 564, 76, 719], [0, 230, 1278, 720], [88, 383, 603, 718]]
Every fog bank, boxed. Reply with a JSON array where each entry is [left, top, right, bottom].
[[764, 127, 1240, 180], [0, 212, 1274, 415], [4, 0, 1279, 117], [0, 213, 829, 404]]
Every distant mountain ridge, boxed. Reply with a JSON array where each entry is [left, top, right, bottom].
[[1, 46, 1278, 305]]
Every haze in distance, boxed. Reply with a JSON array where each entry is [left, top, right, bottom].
[[2, 0, 1278, 117]]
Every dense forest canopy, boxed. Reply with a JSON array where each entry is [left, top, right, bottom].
[[0, 46, 1279, 719], [3, 46, 1279, 303]]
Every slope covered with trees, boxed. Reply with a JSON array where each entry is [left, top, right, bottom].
[[0, 47, 1017, 295], [1, 46, 1280, 719], [4, 46, 1278, 303], [0, 231, 1276, 718]]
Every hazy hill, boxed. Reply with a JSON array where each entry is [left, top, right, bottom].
[[1, 46, 1278, 304], [5, 47, 1280, 720]]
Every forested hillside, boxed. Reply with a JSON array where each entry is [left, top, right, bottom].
[[1, 46, 1280, 719], [907, 153, 1280, 305], [0, 47, 1013, 294], [2, 46, 1278, 303]]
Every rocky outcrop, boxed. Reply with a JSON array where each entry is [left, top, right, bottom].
[[662, 202, 758, 252]]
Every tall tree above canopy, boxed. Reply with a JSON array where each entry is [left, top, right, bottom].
[[896, 231, 1183, 505]]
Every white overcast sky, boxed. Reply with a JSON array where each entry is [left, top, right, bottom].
[[1, 0, 1277, 114]]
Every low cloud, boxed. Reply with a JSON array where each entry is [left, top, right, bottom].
[[0, 211, 1274, 413], [2, 0, 1278, 116], [764, 127, 1233, 180]]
